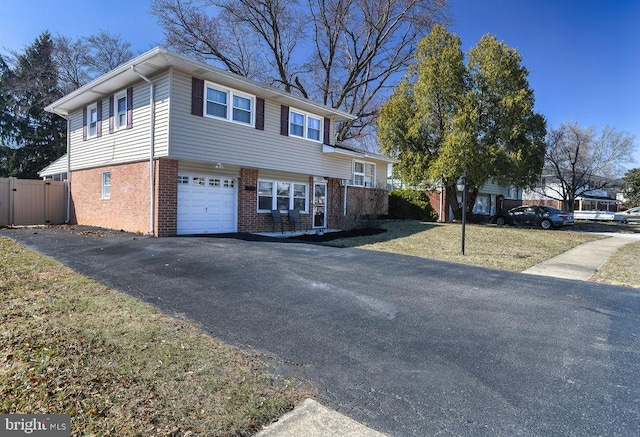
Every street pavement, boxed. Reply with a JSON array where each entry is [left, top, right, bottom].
[[2, 227, 640, 436]]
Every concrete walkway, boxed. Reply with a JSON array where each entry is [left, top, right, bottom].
[[523, 232, 640, 280], [261, 232, 640, 437]]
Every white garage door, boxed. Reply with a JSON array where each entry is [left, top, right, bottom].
[[177, 174, 237, 234]]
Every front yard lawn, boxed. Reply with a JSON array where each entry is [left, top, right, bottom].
[[326, 220, 604, 272], [0, 237, 312, 436]]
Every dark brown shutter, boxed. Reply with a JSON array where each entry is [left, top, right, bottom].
[[126, 87, 133, 129], [96, 100, 102, 138], [191, 77, 204, 116], [323, 117, 330, 145], [280, 105, 289, 136], [255, 97, 265, 130], [82, 107, 87, 141], [109, 95, 114, 134]]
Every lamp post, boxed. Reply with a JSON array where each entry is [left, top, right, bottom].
[[460, 171, 467, 255]]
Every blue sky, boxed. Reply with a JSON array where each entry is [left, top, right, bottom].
[[1, 0, 638, 166]]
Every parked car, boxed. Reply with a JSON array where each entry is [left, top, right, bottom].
[[490, 205, 574, 230], [618, 207, 640, 223]]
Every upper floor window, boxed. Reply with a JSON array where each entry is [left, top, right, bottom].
[[353, 160, 376, 187], [114, 91, 127, 130], [289, 109, 323, 142], [205, 81, 254, 126], [88, 104, 98, 138]]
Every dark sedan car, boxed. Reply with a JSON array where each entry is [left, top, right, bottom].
[[491, 205, 574, 230]]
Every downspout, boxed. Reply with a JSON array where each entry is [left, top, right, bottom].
[[64, 114, 71, 223], [343, 184, 348, 216], [131, 66, 155, 235], [439, 185, 443, 222]]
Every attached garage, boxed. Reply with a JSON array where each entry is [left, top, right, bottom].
[[177, 174, 237, 234]]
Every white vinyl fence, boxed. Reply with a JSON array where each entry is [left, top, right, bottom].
[[0, 178, 67, 227]]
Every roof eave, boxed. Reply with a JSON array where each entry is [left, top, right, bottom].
[[45, 47, 357, 121], [322, 144, 398, 163]]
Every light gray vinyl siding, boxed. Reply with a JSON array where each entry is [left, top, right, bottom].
[[479, 180, 511, 196], [169, 71, 354, 180], [67, 72, 170, 171]]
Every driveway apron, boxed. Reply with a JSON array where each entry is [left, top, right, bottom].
[[3, 228, 640, 436]]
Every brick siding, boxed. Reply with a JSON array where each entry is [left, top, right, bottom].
[[155, 158, 178, 236], [70, 161, 151, 234]]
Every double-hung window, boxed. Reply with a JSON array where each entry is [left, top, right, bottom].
[[114, 91, 127, 130], [205, 82, 254, 126], [353, 160, 376, 187], [258, 180, 308, 212], [88, 104, 98, 138], [102, 171, 111, 199], [307, 116, 321, 141], [289, 109, 323, 142]]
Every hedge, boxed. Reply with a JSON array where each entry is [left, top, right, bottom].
[[388, 189, 438, 221]]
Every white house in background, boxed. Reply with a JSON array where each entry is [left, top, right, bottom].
[[41, 47, 396, 236]]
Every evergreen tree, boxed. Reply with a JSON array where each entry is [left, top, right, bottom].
[[379, 26, 546, 220], [624, 168, 640, 207], [0, 32, 66, 178]]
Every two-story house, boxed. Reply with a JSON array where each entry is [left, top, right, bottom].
[[41, 47, 395, 236]]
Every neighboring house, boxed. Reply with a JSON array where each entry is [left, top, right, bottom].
[[387, 177, 520, 221], [41, 47, 395, 236], [522, 175, 622, 212]]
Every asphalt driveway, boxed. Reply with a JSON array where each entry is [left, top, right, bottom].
[[3, 227, 640, 436]]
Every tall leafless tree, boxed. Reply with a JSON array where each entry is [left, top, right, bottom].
[[151, 0, 449, 145], [53, 31, 134, 93], [533, 122, 636, 211], [53, 35, 91, 93], [85, 31, 134, 74]]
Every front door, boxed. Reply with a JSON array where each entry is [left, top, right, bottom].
[[313, 182, 327, 228]]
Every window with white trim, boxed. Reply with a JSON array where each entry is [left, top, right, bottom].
[[114, 90, 127, 130], [102, 171, 111, 199], [289, 108, 323, 142], [258, 180, 308, 212], [473, 195, 490, 215], [205, 81, 254, 125], [352, 160, 376, 187], [88, 103, 98, 138]]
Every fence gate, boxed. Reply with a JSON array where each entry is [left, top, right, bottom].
[[0, 178, 67, 227]]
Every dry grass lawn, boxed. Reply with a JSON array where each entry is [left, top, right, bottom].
[[327, 221, 604, 272], [0, 237, 313, 436], [591, 240, 640, 289]]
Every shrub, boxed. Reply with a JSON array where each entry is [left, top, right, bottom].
[[388, 190, 438, 221]]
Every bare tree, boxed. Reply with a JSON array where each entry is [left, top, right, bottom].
[[151, 0, 450, 143], [53, 35, 91, 93], [52, 31, 135, 93], [534, 122, 636, 211], [85, 31, 134, 74]]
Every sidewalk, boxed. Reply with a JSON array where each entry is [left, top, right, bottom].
[[256, 399, 388, 437], [523, 233, 640, 280]]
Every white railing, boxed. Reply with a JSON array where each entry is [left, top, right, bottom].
[[573, 210, 625, 222]]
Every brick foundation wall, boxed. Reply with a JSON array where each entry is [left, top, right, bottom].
[[70, 161, 151, 234], [155, 158, 178, 237]]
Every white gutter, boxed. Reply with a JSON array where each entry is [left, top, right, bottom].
[[131, 66, 156, 236]]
